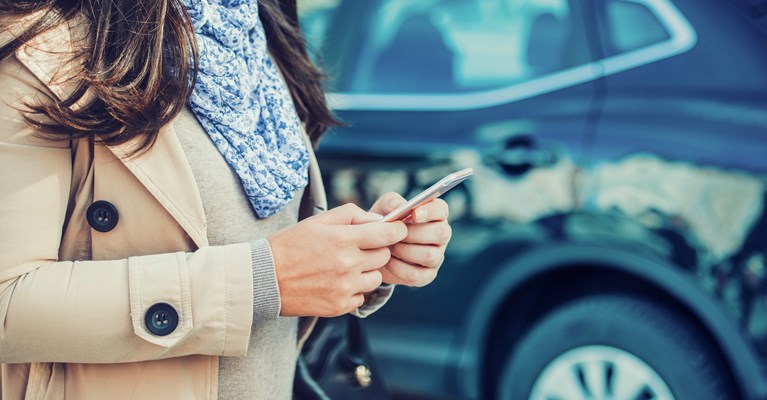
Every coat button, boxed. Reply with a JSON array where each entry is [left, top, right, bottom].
[[86, 201, 119, 232], [145, 303, 179, 337]]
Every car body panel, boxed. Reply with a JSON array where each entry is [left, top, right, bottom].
[[297, 0, 767, 398]]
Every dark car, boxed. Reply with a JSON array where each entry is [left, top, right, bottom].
[[299, 0, 767, 398]]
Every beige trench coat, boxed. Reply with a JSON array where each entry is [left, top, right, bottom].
[[0, 18, 327, 400]]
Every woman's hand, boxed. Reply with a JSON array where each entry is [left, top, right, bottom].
[[268, 203, 407, 318], [369, 192, 452, 287]]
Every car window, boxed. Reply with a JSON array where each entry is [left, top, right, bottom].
[[300, 0, 591, 94], [297, 0, 340, 52], [599, 0, 671, 56]]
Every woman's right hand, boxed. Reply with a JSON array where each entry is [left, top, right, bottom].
[[268, 203, 408, 317]]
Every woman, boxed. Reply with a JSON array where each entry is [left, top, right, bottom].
[[0, 1, 452, 399]]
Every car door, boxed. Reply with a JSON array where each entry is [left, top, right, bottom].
[[587, 0, 767, 363], [300, 0, 602, 397]]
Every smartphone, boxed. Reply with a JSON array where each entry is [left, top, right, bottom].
[[382, 167, 474, 222]]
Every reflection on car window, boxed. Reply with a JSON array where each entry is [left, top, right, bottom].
[[603, 0, 670, 55], [365, 0, 589, 93], [301, 0, 591, 94]]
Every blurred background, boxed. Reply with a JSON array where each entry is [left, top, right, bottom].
[[297, 0, 767, 399]]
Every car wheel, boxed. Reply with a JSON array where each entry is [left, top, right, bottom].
[[496, 294, 736, 400]]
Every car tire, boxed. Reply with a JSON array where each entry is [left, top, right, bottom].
[[496, 294, 736, 400]]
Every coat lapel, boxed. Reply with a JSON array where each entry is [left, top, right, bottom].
[[299, 131, 327, 220], [106, 125, 209, 248], [14, 21, 209, 249]]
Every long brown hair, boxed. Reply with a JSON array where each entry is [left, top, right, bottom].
[[0, 0, 339, 153]]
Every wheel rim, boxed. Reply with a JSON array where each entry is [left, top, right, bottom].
[[529, 345, 675, 400]]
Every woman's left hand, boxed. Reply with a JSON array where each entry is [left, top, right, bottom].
[[369, 192, 452, 287]]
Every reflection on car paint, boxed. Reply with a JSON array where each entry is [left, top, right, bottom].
[[588, 153, 764, 262], [583, 154, 767, 351], [328, 149, 767, 356], [463, 151, 578, 223]]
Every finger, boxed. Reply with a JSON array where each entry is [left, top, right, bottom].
[[357, 247, 392, 272], [381, 256, 438, 287], [390, 242, 445, 268], [350, 221, 408, 249], [411, 198, 449, 223], [369, 192, 406, 215], [358, 270, 384, 293], [402, 221, 452, 245], [316, 203, 383, 225]]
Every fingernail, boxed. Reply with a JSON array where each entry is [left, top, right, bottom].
[[415, 209, 427, 222]]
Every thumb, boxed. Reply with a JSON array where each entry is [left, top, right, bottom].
[[370, 192, 407, 215], [315, 203, 383, 225]]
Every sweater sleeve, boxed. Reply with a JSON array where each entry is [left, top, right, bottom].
[[352, 284, 396, 318], [250, 239, 282, 320]]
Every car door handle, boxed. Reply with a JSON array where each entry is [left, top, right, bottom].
[[486, 134, 562, 176], [493, 147, 559, 168], [488, 145, 560, 176]]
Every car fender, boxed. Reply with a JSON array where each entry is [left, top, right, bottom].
[[451, 243, 767, 400]]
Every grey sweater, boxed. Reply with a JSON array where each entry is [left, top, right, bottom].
[[176, 110, 300, 399], [176, 109, 395, 399]]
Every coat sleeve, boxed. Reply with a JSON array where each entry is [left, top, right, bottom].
[[0, 56, 255, 363]]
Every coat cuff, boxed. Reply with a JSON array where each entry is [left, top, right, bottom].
[[250, 239, 282, 320], [352, 284, 396, 318]]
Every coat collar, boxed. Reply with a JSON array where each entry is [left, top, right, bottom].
[[11, 17, 327, 248], [14, 18, 210, 248]]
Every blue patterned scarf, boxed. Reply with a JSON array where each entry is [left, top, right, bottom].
[[183, 0, 309, 218]]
